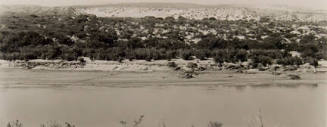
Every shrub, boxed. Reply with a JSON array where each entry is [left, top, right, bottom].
[[304, 57, 319, 68], [251, 55, 273, 67], [235, 49, 248, 62], [187, 62, 198, 69], [166, 50, 178, 60], [167, 61, 177, 68], [213, 49, 227, 64], [300, 43, 319, 58], [208, 121, 223, 127], [211, 49, 245, 63], [277, 56, 303, 66], [40, 121, 75, 127], [194, 49, 210, 60], [288, 74, 301, 80], [7, 120, 23, 127], [249, 49, 285, 59], [179, 49, 194, 60], [78, 57, 86, 65]]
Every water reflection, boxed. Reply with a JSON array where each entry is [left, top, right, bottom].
[[0, 69, 325, 127], [201, 83, 319, 93]]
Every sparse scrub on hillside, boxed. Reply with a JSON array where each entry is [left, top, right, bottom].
[[0, 13, 326, 68]]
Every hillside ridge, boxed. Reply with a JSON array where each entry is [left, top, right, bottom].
[[1, 3, 327, 22]]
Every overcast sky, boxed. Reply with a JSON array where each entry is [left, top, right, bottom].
[[0, 0, 326, 10]]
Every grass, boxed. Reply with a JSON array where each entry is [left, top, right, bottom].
[[247, 110, 265, 127], [5, 112, 279, 127], [120, 115, 144, 127], [6, 116, 223, 127], [6, 120, 76, 127], [7, 120, 23, 127], [40, 121, 75, 127], [208, 121, 223, 127]]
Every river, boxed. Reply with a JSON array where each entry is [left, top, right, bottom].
[[0, 68, 326, 127]]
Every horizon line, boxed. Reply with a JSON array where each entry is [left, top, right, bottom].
[[0, 2, 326, 11]]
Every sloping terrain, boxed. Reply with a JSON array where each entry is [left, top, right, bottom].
[[0, 5, 76, 16], [1, 3, 327, 21], [0, 3, 326, 69], [73, 3, 327, 22]]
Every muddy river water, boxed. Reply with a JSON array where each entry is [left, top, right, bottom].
[[0, 68, 326, 127]]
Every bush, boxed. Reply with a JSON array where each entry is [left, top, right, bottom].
[[288, 74, 301, 80], [166, 50, 178, 60], [277, 56, 303, 66], [300, 43, 319, 58], [304, 57, 319, 67], [249, 49, 285, 59], [251, 55, 273, 67], [78, 57, 86, 64], [179, 49, 194, 60], [167, 61, 177, 68], [208, 121, 223, 127], [7, 120, 23, 127], [235, 49, 248, 62], [187, 62, 198, 69], [212, 49, 248, 63], [213, 49, 227, 64], [194, 49, 210, 60]]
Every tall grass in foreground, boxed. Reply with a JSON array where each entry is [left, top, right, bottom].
[[5, 116, 223, 127], [208, 121, 223, 127], [5, 111, 272, 127], [40, 121, 75, 127], [247, 110, 265, 127], [120, 115, 144, 127], [6, 120, 76, 127], [7, 120, 23, 127]]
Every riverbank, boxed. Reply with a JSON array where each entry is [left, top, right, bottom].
[[0, 65, 326, 88], [0, 58, 326, 84], [1, 58, 326, 72]]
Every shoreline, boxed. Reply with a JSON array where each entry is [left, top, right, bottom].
[[1, 58, 326, 72], [0, 59, 326, 87], [0, 68, 325, 88]]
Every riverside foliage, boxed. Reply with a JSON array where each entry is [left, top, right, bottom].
[[0, 13, 326, 66]]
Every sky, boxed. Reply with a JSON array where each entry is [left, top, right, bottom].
[[0, 0, 326, 10]]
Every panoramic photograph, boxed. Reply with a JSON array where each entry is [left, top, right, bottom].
[[0, 0, 326, 127]]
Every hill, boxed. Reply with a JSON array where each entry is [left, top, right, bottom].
[[0, 5, 76, 16], [72, 2, 327, 22], [0, 3, 326, 69], [1, 3, 327, 21]]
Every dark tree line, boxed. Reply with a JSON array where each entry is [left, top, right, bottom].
[[0, 14, 326, 67]]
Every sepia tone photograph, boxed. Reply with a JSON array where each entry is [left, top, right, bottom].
[[0, 0, 326, 127]]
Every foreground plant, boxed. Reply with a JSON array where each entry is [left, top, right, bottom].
[[7, 120, 23, 127], [120, 115, 145, 127], [40, 121, 75, 127], [248, 110, 265, 127], [208, 121, 223, 127]]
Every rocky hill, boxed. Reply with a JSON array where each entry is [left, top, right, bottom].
[[1, 3, 327, 22], [73, 3, 327, 22], [0, 5, 76, 16], [0, 3, 326, 69]]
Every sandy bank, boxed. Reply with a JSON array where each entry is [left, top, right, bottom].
[[0, 67, 326, 88], [0, 58, 326, 87], [1, 58, 327, 73]]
